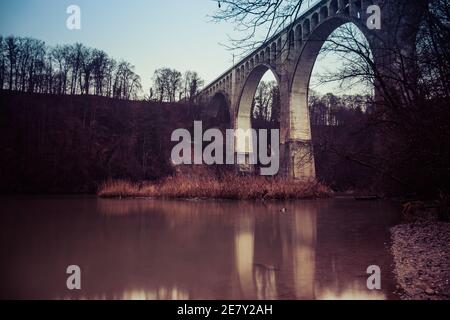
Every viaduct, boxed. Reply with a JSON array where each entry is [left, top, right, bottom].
[[197, 0, 427, 180]]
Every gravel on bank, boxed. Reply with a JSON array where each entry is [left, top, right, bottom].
[[391, 221, 450, 300]]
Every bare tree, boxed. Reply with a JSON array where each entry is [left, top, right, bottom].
[[91, 49, 109, 96], [104, 58, 117, 97], [80, 46, 94, 95], [212, 0, 307, 54], [0, 34, 142, 99], [113, 61, 142, 100], [183, 71, 204, 103], [0, 36, 5, 90], [51, 45, 71, 94], [152, 68, 182, 102], [252, 81, 274, 122], [251, 80, 280, 129], [5, 36, 19, 90]]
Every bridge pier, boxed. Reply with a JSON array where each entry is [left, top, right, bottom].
[[286, 140, 316, 180]]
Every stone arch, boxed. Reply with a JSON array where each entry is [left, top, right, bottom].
[[235, 64, 281, 154], [289, 16, 374, 179]]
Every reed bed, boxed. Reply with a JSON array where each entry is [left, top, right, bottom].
[[98, 175, 331, 200]]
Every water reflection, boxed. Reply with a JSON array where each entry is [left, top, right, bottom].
[[121, 287, 189, 300], [318, 283, 386, 300], [235, 214, 256, 298], [291, 204, 317, 299], [64, 287, 189, 300], [0, 197, 399, 300]]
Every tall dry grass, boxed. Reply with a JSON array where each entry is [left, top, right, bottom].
[[98, 175, 331, 200]]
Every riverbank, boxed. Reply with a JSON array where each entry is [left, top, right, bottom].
[[97, 176, 331, 200], [391, 215, 450, 300]]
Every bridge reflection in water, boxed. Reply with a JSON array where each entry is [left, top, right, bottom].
[[0, 197, 399, 300]]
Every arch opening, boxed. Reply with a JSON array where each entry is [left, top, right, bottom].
[[330, 0, 338, 15], [312, 13, 319, 29], [288, 30, 295, 50], [351, 0, 363, 18], [320, 6, 329, 22], [290, 18, 375, 186], [206, 92, 231, 131], [295, 24, 303, 48], [303, 20, 311, 38], [236, 66, 281, 174], [342, 0, 350, 15]]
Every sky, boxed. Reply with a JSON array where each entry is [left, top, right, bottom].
[[0, 0, 366, 96]]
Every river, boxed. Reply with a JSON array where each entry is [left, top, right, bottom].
[[0, 196, 400, 300]]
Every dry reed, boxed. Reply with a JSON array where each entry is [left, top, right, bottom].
[[98, 175, 331, 200]]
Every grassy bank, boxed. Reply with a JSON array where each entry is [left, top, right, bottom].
[[97, 175, 331, 200]]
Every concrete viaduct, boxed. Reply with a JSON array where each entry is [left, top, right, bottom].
[[197, 0, 427, 180]]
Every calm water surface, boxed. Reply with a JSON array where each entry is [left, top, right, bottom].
[[0, 197, 400, 300]]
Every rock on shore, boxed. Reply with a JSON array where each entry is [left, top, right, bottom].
[[391, 222, 450, 300]]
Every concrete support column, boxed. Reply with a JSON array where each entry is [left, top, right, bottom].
[[286, 140, 316, 180], [277, 66, 291, 177]]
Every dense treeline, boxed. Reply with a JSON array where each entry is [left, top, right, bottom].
[[251, 80, 280, 130], [0, 35, 206, 103], [0, 91, 201, 193], [0, 35, 142, 99], [308, 92, 376, 191], [150, 69, 204, 103], [309, 91, 374, 126]]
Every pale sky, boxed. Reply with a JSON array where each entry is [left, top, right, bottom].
[[0, 0, 367, 96]]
